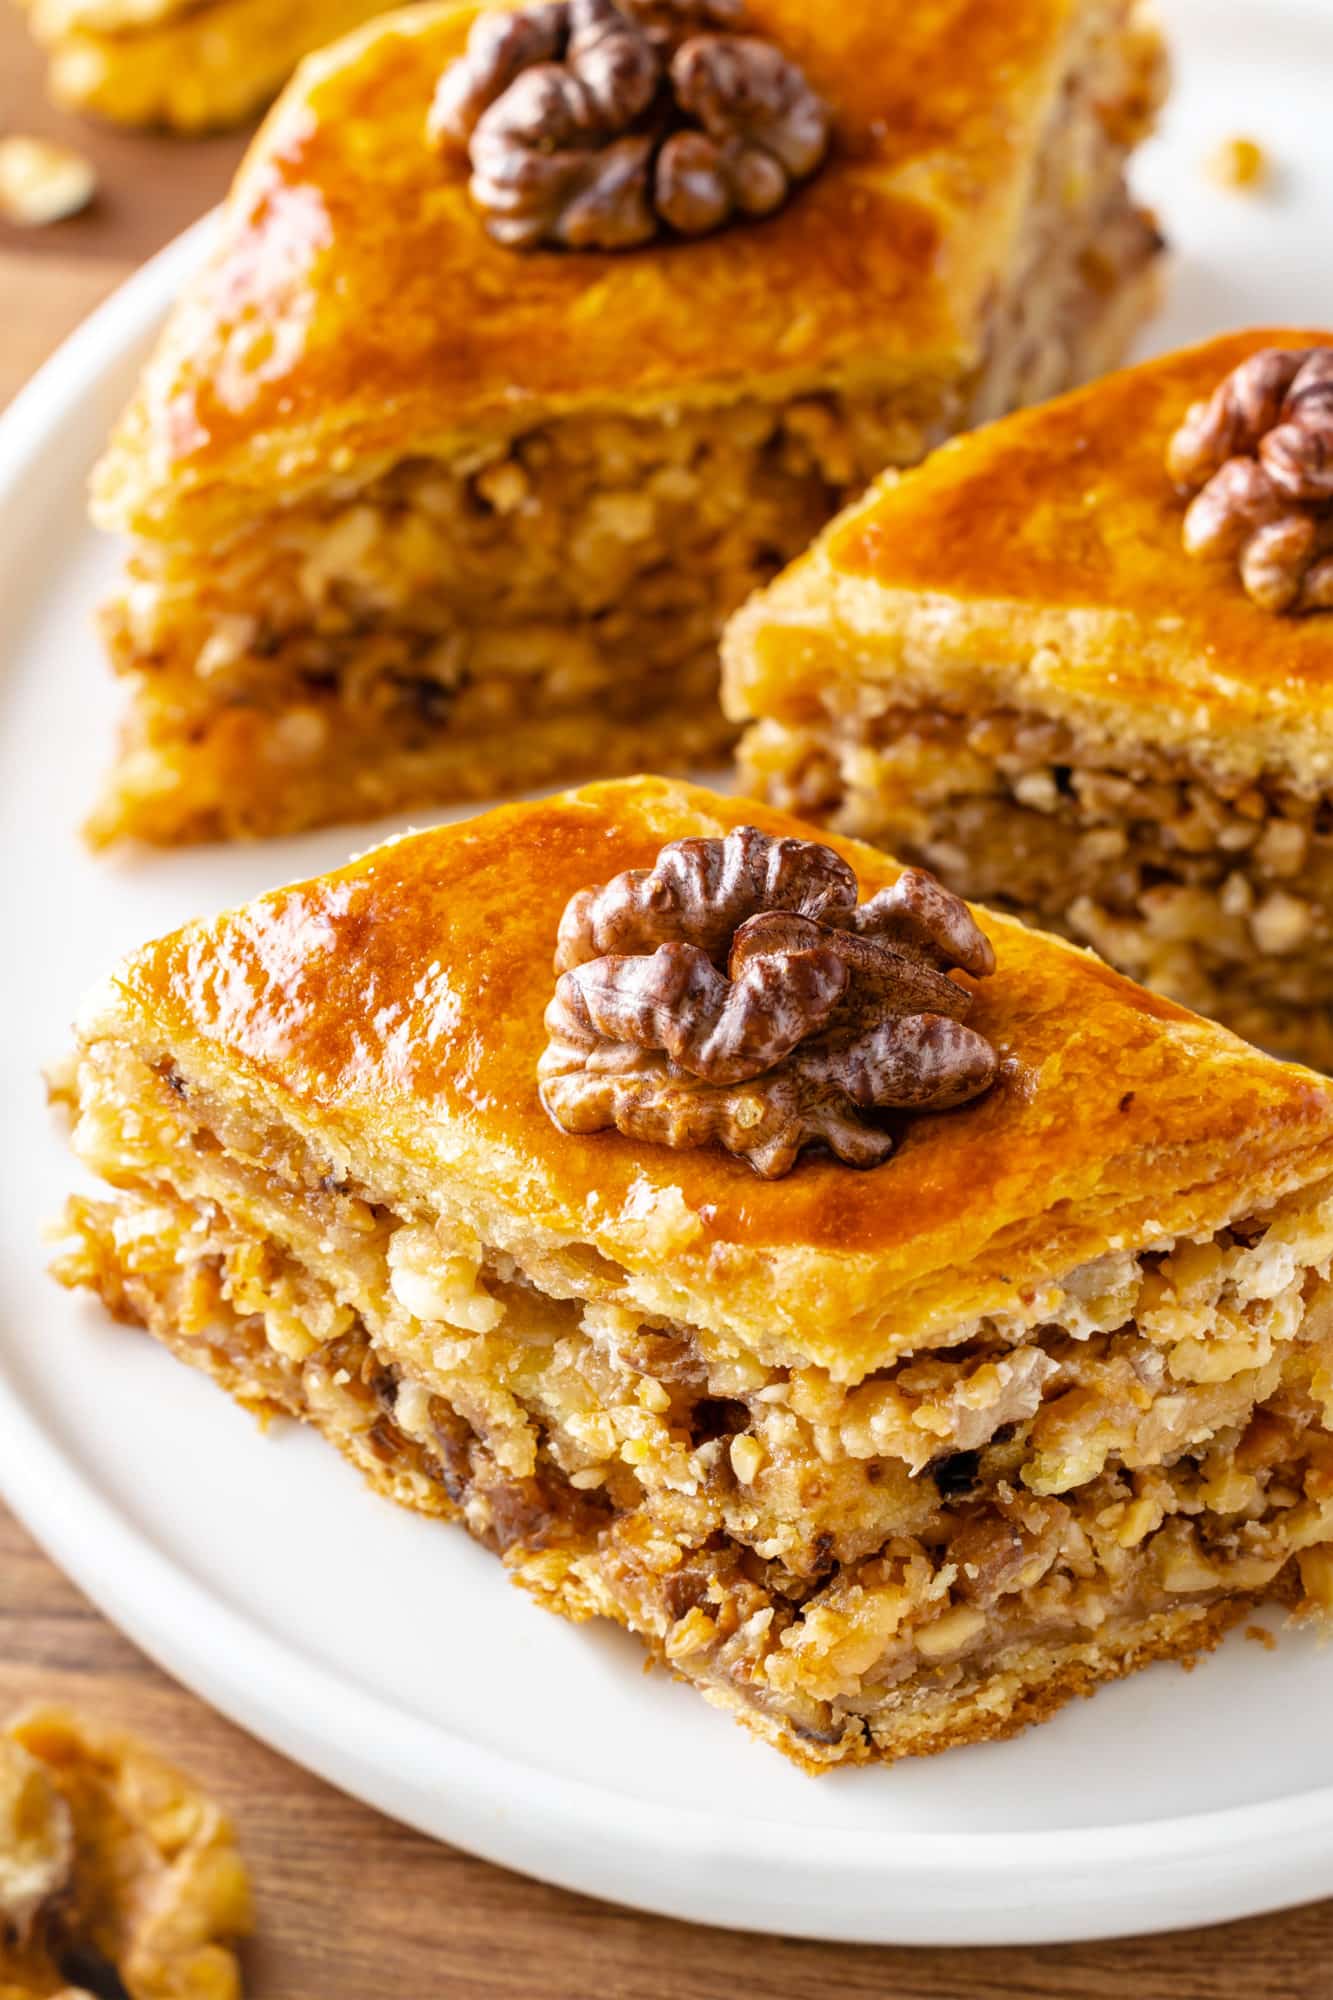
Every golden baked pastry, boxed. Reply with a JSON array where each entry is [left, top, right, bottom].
[[51, 775, 1333, 1768], [86, 0, 1165, 847], [726, 328, 1333, 1072], [16, 0, 401, 133], [0, 1705, 251, 1999]]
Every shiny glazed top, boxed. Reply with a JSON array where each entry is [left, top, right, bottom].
[[93, 0, 1085, 536], [828, 329, 1333, 697]]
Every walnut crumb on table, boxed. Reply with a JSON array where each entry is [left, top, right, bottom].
[[0, 1704, 252, 2000], [0, 136, 96, 226]]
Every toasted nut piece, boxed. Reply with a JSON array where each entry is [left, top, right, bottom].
[[1299, 1543, 1333, 1613], [429, 0, 829, 250], [729, 1433, 765, 1484], [1, 1703, 251, 1999], [1168, 350, 1304, 489], [541, 829, 997, 1176], [1240, 512, 1318, 611], [914, 1605, 987, 1659], [1206, 135, 1268, 191], [1251, 889, 1313, 955], [0, 136, 96, 227]]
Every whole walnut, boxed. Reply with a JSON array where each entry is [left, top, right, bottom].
[[540, 827, 998, 1178], [1167, 346, 1333, 613], [428, 0, 832, 253]]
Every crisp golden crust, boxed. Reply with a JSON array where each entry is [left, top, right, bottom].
[[78, 776, 1333, 1375], [57, 1133, 1333, 1772], [723, 329, 1333, 783], [92, 0, 1122, 536], [844, 1597, 1257, 1768]]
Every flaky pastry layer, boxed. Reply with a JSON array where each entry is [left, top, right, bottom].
[[90, 0, 1163, 845], [53, 1024, 1333, 1769]]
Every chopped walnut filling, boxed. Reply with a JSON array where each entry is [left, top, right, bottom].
[[428, 0, 831, 250], [54, 1163, 1333, 1769], [540, 827, 997, 1175], [1167, 345, 1333, 612], [52, 1018, 1333, 1769]]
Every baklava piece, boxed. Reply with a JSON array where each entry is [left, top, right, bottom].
[[87, 0, 1165, 846], [16, 0, 397, 134], [0, 1705, 251, 1999], [52, 777, 1333, 1769], [726, 329, 1333, 1072]]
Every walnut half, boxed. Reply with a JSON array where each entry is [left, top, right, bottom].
[[427, 0, 831, 253], [539, 827, 998, 1178], [0, 1706, 252, 2000], [1166, 345, 1333, 612]]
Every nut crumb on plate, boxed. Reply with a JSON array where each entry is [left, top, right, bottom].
[[1206, 135, 1268, 191], [1244, 1622, 1278, 1651]]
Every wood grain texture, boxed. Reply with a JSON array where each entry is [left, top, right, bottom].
[[0, 13, 249, 404], [0, 8, 1329, 1990]]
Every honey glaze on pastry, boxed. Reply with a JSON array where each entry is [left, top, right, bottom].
[[725, 329, 1333, 1072], [86, 0, 1166, 846]]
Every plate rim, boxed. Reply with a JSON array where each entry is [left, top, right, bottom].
[[5, 206, 1333, 1949]]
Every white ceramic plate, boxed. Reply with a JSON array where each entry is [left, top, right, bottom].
[[5, 0, 1333, 1948]]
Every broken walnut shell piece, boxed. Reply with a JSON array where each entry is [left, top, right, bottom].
[[1167, 345, 1333, 613], [539, 825, 998, 1177], [428, 0, 831, 253]]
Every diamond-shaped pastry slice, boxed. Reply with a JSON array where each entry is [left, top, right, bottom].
[[87, 0, 1164, 845], [53, 776, 1333, 1768], [726, 328, 1333, 1071]]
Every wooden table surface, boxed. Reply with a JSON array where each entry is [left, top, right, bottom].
[[1, 15, 1329, 1995]]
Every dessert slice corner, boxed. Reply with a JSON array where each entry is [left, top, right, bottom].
[[50, 778, 1333, 1769], [722, 328, 1333, 1072], [85, 0, 1165, 846]]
